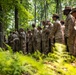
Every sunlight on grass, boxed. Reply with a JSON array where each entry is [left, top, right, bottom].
[[0, 43, 76, 75]]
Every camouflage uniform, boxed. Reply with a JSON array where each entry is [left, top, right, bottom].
[[28, 31, 33, 53], [66, 15, 76, 55], [35, 28, 42, 52], [63, 6, 72, 52], [65, 14, 72, 37], [48, 23, 53, 52], [11, 32, 19, 52], [65, 15, 71, 52], [74, 20, 76, 56], [42, 26, 50, 54], [19, 30, 26, 54], [49, 20, 63, 44], [32, 28, 37, 52]]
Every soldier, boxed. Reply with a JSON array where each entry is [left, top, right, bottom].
[[19, 28, 26, 54], [10, 31, 19, 52], [31, 23, 37, 52], [42, 21, 50, 54], [63, 6, 72, 52], [27, 30, 33, 54], [47, 21, 53, 52], [35, 26, 42, 52], [49, 14, 63, 44], [67, 8, 76, 56], [71, 8, 76, 56]]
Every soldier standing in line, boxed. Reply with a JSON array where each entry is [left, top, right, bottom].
[[67, 8, 76, 56], [35, 26, 42, 52], [31, 23, 37, 53], [27, 30, 33, 54], [47, 21, 53, 52], [42, 21, 50, 54], [49, 14, 63, 44], [11, 31, 19, 52], [63, 7, 76, 54], [63, 6, 72, 52], [71, 8, 76, 56], [19, 28, 26, 54]]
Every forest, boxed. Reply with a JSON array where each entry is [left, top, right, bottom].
[[0, 0, 76, 75]]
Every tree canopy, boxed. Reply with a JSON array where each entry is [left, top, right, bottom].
[[0, 0, 76, 31]]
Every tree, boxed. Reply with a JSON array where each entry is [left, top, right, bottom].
[[44, 0, 47, 20], [15, 5, 18, 31], [0, 5, 3, 47], [34, 0, 36, 24], [0, 0, 76, 32]]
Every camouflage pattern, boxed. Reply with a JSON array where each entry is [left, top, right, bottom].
[[35, 29, 42, 52], [19, 30, 26, 54], [32, 28, 37, 52], [74, 20, 76, 56], [66, 15, 76, 55], [28, 31, 33, 53], [7, 14, 76, 56], [64, 14, 72, 37], [48, 23, 53, 52], [65, 14, 71, 51], [11, 32, 19, 52], [49, 20, 63, 44], [42, 25, 50, 54]]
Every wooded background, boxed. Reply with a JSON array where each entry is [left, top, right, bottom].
[[0, 0, 76, 47]]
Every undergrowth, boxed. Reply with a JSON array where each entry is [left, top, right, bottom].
[[0, 43, 76, 75]]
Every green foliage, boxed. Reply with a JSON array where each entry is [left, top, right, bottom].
[[44, 43, 76, 75], [31, 50, 44, 61], [0, 43, 76, 75], [0, 0, 34, 31], [1, 0, 76, 31]]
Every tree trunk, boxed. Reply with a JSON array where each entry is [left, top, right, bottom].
[[40, 3, 43, 26], [20, 0, 22, 3], [55, 0, 62, 19], [44, 0, 47, 21], [59, 0, 62, 19], [34, 0, 36, 24], [46, 1, 48, 19], [19, 0, 22, 27], [0, 5, 3, 47], [56, 0, 59, 13], [15, 6, 18, 31]]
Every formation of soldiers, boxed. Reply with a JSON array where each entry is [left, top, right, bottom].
[[6, 7, 76, 56]]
